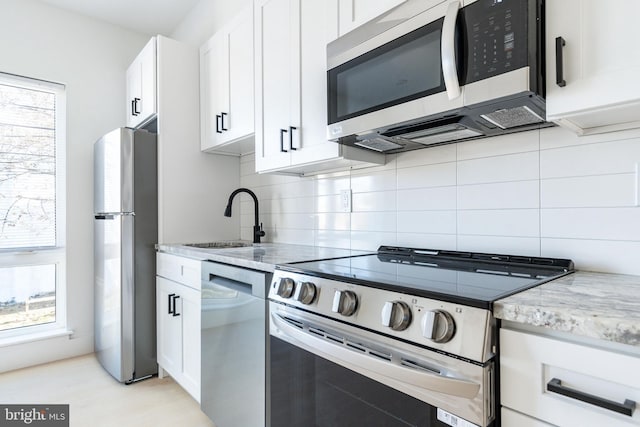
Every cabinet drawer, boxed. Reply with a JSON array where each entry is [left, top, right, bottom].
[[500, 328, 640, 427], [501, 408, 553, 427], [156, 252, 201, 290]]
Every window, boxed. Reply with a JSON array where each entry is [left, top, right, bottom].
[[0, 72, 66, 338]]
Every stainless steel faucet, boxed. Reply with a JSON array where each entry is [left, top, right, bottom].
[[224, 188, 265, 244]]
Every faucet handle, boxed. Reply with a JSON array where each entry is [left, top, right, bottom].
[[257, 223, 266, 237]]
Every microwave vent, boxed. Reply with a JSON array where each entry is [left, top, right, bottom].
[[480, 106, 544, 130], [355, 135, 404, 152]]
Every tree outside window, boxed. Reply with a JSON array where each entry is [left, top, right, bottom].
[[0, 73, 65, 335]]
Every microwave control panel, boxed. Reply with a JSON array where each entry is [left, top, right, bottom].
[[461, 0, 534, 84]]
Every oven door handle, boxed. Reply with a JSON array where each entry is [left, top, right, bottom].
[[442, 0, 461, 100], [271, 313, 481, 399]]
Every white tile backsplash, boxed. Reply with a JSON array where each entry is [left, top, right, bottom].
[[397, 211, 457, 235], [540, 174, 636, 208], [457, 209, 540, 237], [352, 191, 397, 212], [540, 138, 640, 178], [457, 151, 539, 185], [239, 127, 640, 274], [351, 169, 397, 193], [316, 212, 350, 231], [351, 212, 396, 232], [350, 231, 396, 251], [397, 162, 456, 189], [396, 144, 456, 168], [397, 187, 456, 211], [396, 232, 457, 250], [541, 207, 640, 241], [457, 235, 541, 257], [541, 238, 640, 275], [457, 180, 539, 210], [457, 130, 539, 160]]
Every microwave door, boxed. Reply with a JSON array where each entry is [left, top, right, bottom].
[[326, 0, 465, 141]]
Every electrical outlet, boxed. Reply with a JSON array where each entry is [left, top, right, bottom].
[[340, 189, 352, 212]]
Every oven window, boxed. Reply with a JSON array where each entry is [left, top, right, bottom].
[[270, 336, 451, 427], [328, 19, 445, 125]]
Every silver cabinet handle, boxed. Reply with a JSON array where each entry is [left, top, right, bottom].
[[442, 0, 461, 100]]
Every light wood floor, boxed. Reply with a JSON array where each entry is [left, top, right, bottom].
[[0, 354, 215, 427]]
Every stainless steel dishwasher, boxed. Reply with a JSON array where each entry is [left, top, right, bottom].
[[200, 260, 272, 427]]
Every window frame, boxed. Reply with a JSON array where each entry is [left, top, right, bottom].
[[0, 72, 67, 340]]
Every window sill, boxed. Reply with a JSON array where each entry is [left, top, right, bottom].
[[0, 328, 73, 348]]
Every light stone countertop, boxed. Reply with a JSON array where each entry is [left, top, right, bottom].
[[156, 242, 370, 273], [494, 271, 640, 347]]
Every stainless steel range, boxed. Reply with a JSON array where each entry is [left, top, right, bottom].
[[268, 246, 574, 427]]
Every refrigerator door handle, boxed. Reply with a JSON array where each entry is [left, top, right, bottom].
[[95, 214, 115, 220]]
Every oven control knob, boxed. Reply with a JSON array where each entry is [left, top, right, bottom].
[[331, 290, 358, 316], [421, 310, 455, 343], [293, 281, 317, 305], [381, 301, 412, 331], [276, 277, 296, 299]]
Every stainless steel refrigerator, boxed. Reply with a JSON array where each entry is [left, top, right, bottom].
[[94, 127, 157, 383]]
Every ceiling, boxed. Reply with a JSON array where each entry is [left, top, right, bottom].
[[37, 0, 201, 36]]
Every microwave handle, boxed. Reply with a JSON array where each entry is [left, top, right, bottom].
[[442, 0, 461, 100]]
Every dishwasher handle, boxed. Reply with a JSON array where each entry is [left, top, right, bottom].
[[208, 275, 253, 295]]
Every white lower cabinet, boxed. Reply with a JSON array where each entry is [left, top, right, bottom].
[[501, 408, 553, 427], [500, 328, 640, 427], [156, 253, 201, 402]]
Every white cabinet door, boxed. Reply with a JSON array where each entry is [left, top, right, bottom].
[[200, 33, 226, 151], [501, 328, 640, 427], [545, 0, 640, 134], [157, 277, 182, 377], [177, 282, 200, 401], [290, 0, 341, 167], [126, 37, 156, 128], [338, 0, 406, 37], [200, 4, 254, 154], [156, 253, 201, 403], [255, 0, 300, 172], [501, 408, 554, 427], [255, 0, 385, 174]]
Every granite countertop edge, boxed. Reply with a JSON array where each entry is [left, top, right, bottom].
[[494, 271, 640, 348]]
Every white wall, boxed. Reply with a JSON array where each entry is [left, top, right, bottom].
[[0, 0, 149, 372], [167, 0, 251, 242], [171, 0, 252, 47], [240, 126, 640, 276]]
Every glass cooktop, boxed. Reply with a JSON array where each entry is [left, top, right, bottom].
[[278, 246, 574, 309]]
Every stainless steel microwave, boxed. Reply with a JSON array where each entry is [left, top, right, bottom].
[[326, 0, 549, 154]]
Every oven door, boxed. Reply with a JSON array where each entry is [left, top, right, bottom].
[[268, 302, 495, 427]]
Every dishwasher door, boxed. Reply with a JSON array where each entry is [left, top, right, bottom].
[[200, 261, 270, 427]]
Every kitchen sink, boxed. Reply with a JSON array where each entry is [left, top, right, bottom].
[[184, 241, 253, 249]]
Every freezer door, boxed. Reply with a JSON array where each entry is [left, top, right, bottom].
[[94, 128, 134, 214], [94, 214, 135, 382]]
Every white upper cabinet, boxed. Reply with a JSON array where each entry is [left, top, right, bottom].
[[337, 0, 407, 37], [545, 0, 640, 135], [254, 0, 384, 175], [126, 37, 157, 128], [200, 4, 255, 155]]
